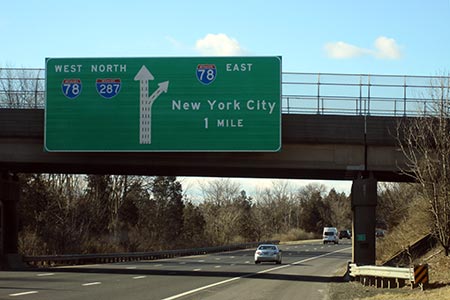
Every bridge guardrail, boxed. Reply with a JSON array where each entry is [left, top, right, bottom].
[[348, 263, 429, 289], [2, 68, 449, 117], [23, 240, 279, 267]]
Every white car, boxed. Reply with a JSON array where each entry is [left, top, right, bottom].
[[254, 244, 282, 264]]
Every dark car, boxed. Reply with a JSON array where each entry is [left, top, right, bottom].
[[375, 229, 385, 237], [339, 230, 351, 239]]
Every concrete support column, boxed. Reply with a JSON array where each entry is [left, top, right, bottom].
[[0, 173, 19, 256], [351, 175, 377, 265]]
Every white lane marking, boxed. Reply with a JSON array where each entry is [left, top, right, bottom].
[[214, 265, 221, 268], [126, 266, 137, 269], [193, 268, 201, 271], [37, 273, 55, 277], [161, 246, 352, 300], [9, 291, 39, 297], [184, 254, 206, 258], [133, 276, 147, 279], [154, 264, 163, 267], [59, 264, 101, 268], [82, 282, 101, 286]]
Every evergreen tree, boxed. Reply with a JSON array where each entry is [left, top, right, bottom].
[[182, 201, 206, 246], [151, 176, 184, 247]]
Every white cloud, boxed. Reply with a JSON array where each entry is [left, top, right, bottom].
[[325, 36, 402, 60], [324, 41, 369, 59], [195, 33, 246, 56], [373, 36, 402, 59]]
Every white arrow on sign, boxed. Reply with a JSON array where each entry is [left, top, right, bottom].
[[134, 65, 169, 144]]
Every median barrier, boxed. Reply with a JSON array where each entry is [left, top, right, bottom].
[[23, 240, 280, 267]]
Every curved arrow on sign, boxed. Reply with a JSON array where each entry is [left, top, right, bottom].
[[134, 65, 170, 145]]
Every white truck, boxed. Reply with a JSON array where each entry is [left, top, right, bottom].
[[323, 227, 339, 244]]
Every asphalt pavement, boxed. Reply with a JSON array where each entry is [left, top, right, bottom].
[[0, 240, 352, 300]]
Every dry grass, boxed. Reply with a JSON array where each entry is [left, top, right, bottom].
[[360, 285, 450, 300], [330, 250, 450, 300], [330, 193, 450, 300], [359, 249, 450, 300], [369, 196, 450, 299], [272, 228, 317, 243], [376, 196, 432, 264]]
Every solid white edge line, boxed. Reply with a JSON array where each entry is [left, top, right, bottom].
[[9, 291, 39, 297], [160, 246, 352, 300], [161, 277, 242, 300]]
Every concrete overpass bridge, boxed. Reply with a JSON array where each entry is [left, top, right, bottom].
[[0, 109, 407, 181], [0, 69, 446, 267]]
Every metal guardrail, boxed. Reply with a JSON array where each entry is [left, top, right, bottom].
[[23, 240, 279, 267], [383, 233, 437, 267], [348, 263, 429, 289], [1, 68, 449, 117]]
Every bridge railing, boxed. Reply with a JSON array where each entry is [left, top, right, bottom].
[[0, 68, 45, 109], [1, 68, 448, 116], [282, 72, 449, 116]]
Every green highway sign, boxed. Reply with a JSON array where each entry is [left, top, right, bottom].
[[45, 57, 281, 151]]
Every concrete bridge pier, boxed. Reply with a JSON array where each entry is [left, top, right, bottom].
[[0, 173, 20, 269], [351, 174, 377, 265]]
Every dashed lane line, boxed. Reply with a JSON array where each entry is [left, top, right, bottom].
[[9, 291, 39, 297], [37, 273, 55, 277], [161, 246, 352, 300], [82, 282, 102, 286]]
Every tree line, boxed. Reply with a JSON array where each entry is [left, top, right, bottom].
[[18, 175, 352, 255], [6, 66, 449, 257]]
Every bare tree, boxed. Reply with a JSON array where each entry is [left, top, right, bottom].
[[0, 67, 44, 108], [396, 74, 450, 255], [199, 179, 244, 245]]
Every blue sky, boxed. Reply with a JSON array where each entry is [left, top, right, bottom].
[[2, 0, 449, 75], [2, 0, 450, 196]]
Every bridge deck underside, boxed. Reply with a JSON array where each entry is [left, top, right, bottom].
[[0, 109, 410, 181]]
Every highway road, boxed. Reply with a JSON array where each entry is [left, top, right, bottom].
[[0, 240, 351, 300]]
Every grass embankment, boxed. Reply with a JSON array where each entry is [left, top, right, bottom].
[[330, 196, 450, 300]]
